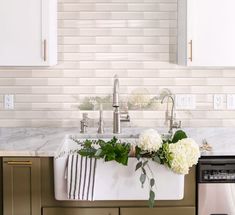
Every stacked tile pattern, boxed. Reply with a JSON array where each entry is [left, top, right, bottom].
[[0, 0, 235, 127]]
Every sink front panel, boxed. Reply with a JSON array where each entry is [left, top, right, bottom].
[[54, 137, 184, 201]]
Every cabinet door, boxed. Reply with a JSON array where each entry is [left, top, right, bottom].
[[189, 0, 235, 66], [43, 208, 119, 215], [178, 0, 235, 66], [0, 0, 57, 66], [120, 207, 195, 215], [3, 158, 41, 215]]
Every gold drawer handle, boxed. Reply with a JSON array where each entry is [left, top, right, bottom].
[[43, 39, 47, 62], [188, 40, 193, 62], [6, 161, 32, 166]]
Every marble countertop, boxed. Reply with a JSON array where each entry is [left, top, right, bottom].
[[0, 127, 235, 157]]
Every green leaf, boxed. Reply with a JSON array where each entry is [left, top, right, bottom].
[[153, 156, 161, 163], [148, 190, 155, 208], [143, 160, 148, 167], [150, 178, 155, 187], [95, 148, 102, 157], [141, 167, 146, 175], [171, 130, 187, 143], [140, 173, 146, 187], [135, 161, 142, 171]]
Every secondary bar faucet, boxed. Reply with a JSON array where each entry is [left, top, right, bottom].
[[113, 75, 121, 133], [161, 95, 181, 135]]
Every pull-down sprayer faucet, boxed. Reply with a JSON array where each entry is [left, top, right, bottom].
[[113, 75, 121, 133]]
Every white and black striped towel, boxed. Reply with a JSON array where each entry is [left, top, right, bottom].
[[67, 154, 97, 200]]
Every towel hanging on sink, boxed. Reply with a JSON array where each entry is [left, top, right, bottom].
[[67, 154, 97, 200]]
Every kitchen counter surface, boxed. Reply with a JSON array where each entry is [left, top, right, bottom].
[[0, 127, 235, 157], [0, 127, 142, 157], [0, 128, 78, 157]]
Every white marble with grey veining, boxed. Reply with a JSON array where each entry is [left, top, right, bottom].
[[0, 127, 235, 157]]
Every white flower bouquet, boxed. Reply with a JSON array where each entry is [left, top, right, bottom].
[[136, 129, 200, 174], [135, 129, 200, 206]]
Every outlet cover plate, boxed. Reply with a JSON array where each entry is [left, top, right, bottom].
[[214, 94, 224, 110], [227, 94, 235, 110], [175, 94, 196, 110], [4, 95, 14, 110]]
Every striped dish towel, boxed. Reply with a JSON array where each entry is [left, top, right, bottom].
[[67, 154, 97, 200]]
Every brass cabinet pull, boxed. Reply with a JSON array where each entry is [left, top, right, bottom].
[[43, 39, 47, 62], [188, 40, 193, 62], [6, 161, 32, 166]]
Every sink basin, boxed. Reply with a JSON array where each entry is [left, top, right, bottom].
[[54, 134, 184, 201]]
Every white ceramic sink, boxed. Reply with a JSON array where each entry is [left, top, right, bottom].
[[54, 135, 185, 201]]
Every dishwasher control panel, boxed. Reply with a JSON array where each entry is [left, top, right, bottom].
[[202, 170, 235, 181], [198, 157, 235, 183]]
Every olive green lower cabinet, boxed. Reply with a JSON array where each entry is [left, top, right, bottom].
[[2, 158, 41, 215], [43, 208, 119, 215], [1, 157, 196, 215], [120, 207, 195, 215]]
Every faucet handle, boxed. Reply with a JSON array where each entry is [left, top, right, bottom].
[[120, 112, 130, 122], [80, 113, 89, 133], [172, 120, 181, 129], [120, 107, 130, 122]]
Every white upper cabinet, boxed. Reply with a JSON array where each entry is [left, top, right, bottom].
[[0, 0, 57, 66], [178, 0, 235, 67]]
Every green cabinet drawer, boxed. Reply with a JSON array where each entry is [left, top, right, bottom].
[[120, 207, 195, 215], [3, 158, 41, 215], [43, 208, 119, 215]]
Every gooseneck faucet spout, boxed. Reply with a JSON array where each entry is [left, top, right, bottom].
[[161, 95, 181, 135], [113, 75, 119, 107], [113, 75, 121, 133]]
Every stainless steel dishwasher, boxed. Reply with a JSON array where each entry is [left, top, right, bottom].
[[197, 157, 235, 215]]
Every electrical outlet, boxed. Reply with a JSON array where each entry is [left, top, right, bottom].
[[214, 94, 224, 110], [4, 95, 14, 110], [227, 94, 235, 110], [175, 94, 196, 110]]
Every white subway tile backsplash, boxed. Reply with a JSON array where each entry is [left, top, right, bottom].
[[95, 20, 127, 28], [58, 4, 95, 12], [95, 53, 128, 61], [61, 53, 95, 61], [79, 28, 111, 36], [79, 12, 112, 20], [95, 3, 128, 11], [111, 28, 144, 36], [111, 45, 143, 52], [111, 12, 144, 20], [79, 61, 111, 69], [0, 0, 235, 127], [79, 45, 111, 52], [58, 45, 80, 52], [59, 20, 96, 28], [143, 12, 177, 19], [95, 36, 128, 44], [61, 37, 96, 45]]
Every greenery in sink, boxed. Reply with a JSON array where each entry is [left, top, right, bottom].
[[71, 137, 131, 166], [71, 129, 200, 208]]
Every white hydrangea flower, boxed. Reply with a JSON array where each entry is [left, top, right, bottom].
[[138, 129, 163, 153], [177, 138, 201, 167], [169, 138, 200, 175], [169, 143, 189, 174]]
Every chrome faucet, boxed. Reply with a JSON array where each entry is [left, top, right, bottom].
[[161, 95, 181, 135], [113, 75, 121, 133]]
